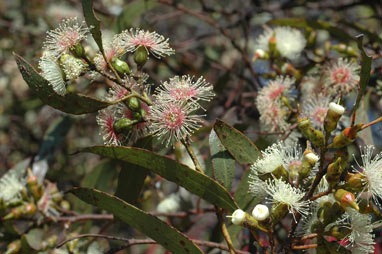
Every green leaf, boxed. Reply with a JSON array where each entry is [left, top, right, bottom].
[[82, 146, 238, 212], [352, 34, 372, 115], [355, 90, 373, 145], [70, 187, 203, 254], [213, 119, 260, 165], [82, 0, 104, 54], [268, 18, 354, 42], [15, 54, 112, 115], [21, 228, 44, 251], [339, 20, 382, 45], [209, 129, 235, 190], [115, 0, 159, 33], [115, 136, 152, 204]]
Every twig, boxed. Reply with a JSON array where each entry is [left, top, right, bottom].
[[310, 189, 331, 201], [292, 244, 318, 250], [217, 208, 236, 254], [182, 138, 204, 173]]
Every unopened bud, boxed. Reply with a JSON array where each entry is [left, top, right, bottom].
[[70, 43, 85, 58], [270, 203, 289, 224], [252, 204, 270, 221], [298, 118, 325, 147], [334, 189, 359, 211], [128, 97, 141, 112], [134, 46, 148, 67], [5, 240, 21, 254], [344, 173, 366, 192], [114, 118, 135, 134], [253, 49, 268, 61], [229, 209, 246, 225], [326, 157, 344, 187], [3, 203, 36, 220], [299, 151, 319, 181], [111, 58, 131, 75], [268, 36, 277, 57], [328, 124, 363, 149], [324, 102, 345, 134]]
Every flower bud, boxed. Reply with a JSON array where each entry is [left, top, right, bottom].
[[60, 200, 71, 210], [3, 203, 36, 220], [344, 173, 366, 192], [128, 97, 141, 112], [27, 168, 38, 189], [299, 151, 319, 181], [324, 102, 345, 134], [298, 118, 325, 147], [328, 123, 363, 149], [326, 157, 345, 187], [229, 209, 246, 225], [134, 46, 148, 67], [270, 203, 289, 224], [252, 204, 270, 221], [111, 58, 131, 75], [252, 49, 269, 61], [114, 118, 135, 134], [268, 35, 277, 57], [319, 201, 344, 226], [5, 240, 21, 254], [329, 225, 351, 239], [334, 189, 359, 211], [70, 43, 86, 58]]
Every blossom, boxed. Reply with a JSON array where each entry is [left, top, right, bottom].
[[155, 75, 215, 105], [148, 102, 203, 146], [118, 102, 150, 143], [39, 52, 66, 96], [94, 37, 127, 72], [255, 76, 295, 132], [324, 58, 360, 95], [60, 54, 87, 80], [96, 107, 124, 145], [301, 96, 330, 129], [265, 177, 311, 218], [338, 209, 375, 254], [43, 17, 90, 57], [254, 26, 306, 60], [274, 27, 306, 60], [116, 28, 175, 58], [353, 145, 382, 206], [0, 173, 24, 205]]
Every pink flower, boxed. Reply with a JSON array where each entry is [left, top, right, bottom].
[[148, 102, 203, 146], [116, 28, 175, 58], [155, 75, 215, 106], [325, 58, 360, 95], [301, 96, 330, 129], [96, 107, 124, 145], [43, 17, 89, 57]]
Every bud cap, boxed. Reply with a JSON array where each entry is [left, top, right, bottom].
[[252, 204, 270, 221], [230, 209, 246, 225], [329, 102, 345, 115]]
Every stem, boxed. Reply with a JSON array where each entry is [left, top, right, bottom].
[[182, 138, 204, 174], [292, 244, 318, 250], [217, 208, 236, 254], [360, 117, 382, 130], [310, 189, 331, 201]]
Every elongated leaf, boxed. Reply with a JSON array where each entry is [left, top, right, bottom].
[[268, 18, 354, 42], [209, 130, 235, 190], [339, 20, 382, 45], [82, 0, 104, 53], [15, 54, 111, 115], [213, 119, 260, 165], [352, 35, 372, 115], [115, 136, 152, 204], [70, 188, 203, 254], [82, 146, 238, 212]]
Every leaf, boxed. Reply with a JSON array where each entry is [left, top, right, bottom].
[[82, 146, 238, 212], [234, 169, 260, 211], [268, 18, 354, 42], [82, 0, 104, 54], [339, 20, 382, 45], [115, 0, 159, 32], [352, 35, 372, 115], [15, 54, 111, 115], [21, 228, 44, 251], [209, 130, 235, 190], [213, 119, 260, 165], [70, 187, 203, 254], [115, 137, 152, 204], [355, 90, 373, 145]]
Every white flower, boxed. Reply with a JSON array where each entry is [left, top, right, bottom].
[[148, 102, 203, 147], [43, 17, 90, 57], [252, 204, 270, 221], [353, 145, 382, 206], [265, 178, 311, 218], [338, 209, 375, 254], [0, 173, 24, 204], [155, 75, 215, 105], [39, 52, 66, 96], [157, 194, 180, 214], [115, 28, 175, 58], [254, 26, 306, 60], [60, 54, 87, 80], [274, 27, 306, 60], [324, 58, 360, 95]]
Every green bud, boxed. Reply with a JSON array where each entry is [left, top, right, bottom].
[[324, 102, 345, 135], [5, 240, 21, 254], [134, 46, 148, 67], [128, 97, 141, 112], [140, 108, 147, 118], [326, 157, 344, 187], [111, 58, 131, 75], [334, 189, 359, 211], [328, 124, 363, 149], [270, 203, 288, 224], [297, 118, 325, 147], [114, 118, 134, 134], [70, 43, 85, 58], [60, 200, 71, 210]]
